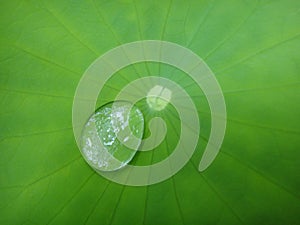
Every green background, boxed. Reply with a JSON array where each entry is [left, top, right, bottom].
[[1, 0, 300, 224]]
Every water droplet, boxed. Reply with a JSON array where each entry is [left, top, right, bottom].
[[80, 101, 144, 172], [146, 85, 172, 111]]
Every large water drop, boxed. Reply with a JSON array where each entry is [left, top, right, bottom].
[[80, 101, 144, 172]]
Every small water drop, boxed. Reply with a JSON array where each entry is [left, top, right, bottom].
[[146, 85, 172, 111]]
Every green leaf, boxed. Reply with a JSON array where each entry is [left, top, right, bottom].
[[0, 0, 299, 225]]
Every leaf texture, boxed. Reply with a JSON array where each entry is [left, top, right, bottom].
[[0, 0, 300, 224]]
